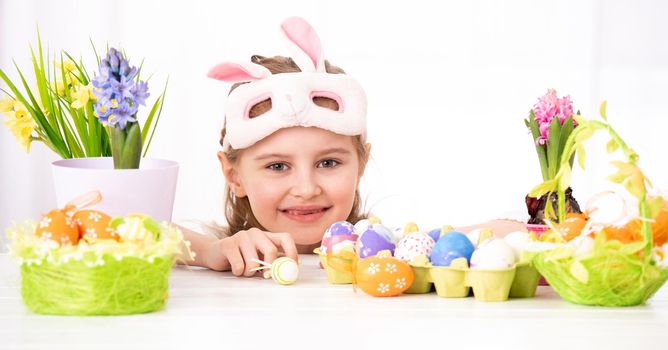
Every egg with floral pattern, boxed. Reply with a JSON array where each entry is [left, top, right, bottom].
[[35, 209, 79, 246], [73, 209, 118, 242], [356, 255, 414, 297]]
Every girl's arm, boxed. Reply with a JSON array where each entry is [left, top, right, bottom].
[[456, 219, 526, 237], [175, 224, 299, 276], [176, 224, 220, 268]]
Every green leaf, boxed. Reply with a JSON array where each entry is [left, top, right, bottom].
[[606, 139, 619, 154], [648, 196, 665, 219], [576, 145, 586, 170], [569, 260, 589, 284], [529, 179, 557, 198], [619, 241, 647, 255], [546, 117, 562, 178], [558, 116, 574, 158], [142, 78, 168, 157], [118, 123, 142, 169], [557, 166, 572, 192], [574, 126, 594, 145], [607, 172, 627, 184], [599, 100, 608, 121]]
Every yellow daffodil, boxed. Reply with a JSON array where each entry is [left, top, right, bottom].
[[2, 101, 37, 152], [55, 58, 76, 73], [0, 97, 15, 112], [71, 83, 97, 109]]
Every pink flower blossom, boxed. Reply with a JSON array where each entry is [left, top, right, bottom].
[[532, 89, 577, 145]]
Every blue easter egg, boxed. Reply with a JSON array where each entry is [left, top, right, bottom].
[[428, 228, 441, 242], [358, 228, 396, 258], [429, 232, 475, 266], [328, 221, 355, 236]]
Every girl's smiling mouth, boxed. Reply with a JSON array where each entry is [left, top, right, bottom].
[[279, 206, 332, 223]]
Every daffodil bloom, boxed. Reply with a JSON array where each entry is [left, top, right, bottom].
[[0, 97, 15, 112], [71, 84, 97, 109], [2, 101, 36, 152], [55, 58, 77, 72]]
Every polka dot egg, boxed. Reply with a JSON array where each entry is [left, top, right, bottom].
[[394, 232, 435, 262]]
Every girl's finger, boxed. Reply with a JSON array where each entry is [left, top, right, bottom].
[[222, 243, 245, 276], [238, 235, 261, 277], [266, 232, 299, 262], [252, 231, 279, 264]]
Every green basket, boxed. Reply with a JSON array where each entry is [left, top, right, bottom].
[[21, 255, 173, 315], [529, 104, 668, 306]]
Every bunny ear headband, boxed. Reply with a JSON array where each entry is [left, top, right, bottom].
[[208, 16, 367, 151]]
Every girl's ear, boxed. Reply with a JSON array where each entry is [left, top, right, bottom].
[[218, 151, 247, 197]]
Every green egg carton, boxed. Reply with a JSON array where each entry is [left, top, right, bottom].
[[407, 261, 540, 301], [314, 248, 353, 284]]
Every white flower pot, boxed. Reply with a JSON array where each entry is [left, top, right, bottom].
[[52, 157, 179, 221]]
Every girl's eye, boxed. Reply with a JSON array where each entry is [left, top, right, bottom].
[[317, 159, 340, 168], [267, 163, 289, 171]]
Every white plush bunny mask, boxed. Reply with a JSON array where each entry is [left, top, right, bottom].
[[208, 17, 367, 151]]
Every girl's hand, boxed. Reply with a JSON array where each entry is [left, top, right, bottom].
[[204, 228, 299, 276]]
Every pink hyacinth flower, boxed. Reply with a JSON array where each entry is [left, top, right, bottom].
[[532, 89, 577, 144]]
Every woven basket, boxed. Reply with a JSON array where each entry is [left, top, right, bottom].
[[530, 106, 667, 306]]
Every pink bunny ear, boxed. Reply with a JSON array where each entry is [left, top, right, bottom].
[[281, 16, 325, 72], [207, 62, 271, 82]]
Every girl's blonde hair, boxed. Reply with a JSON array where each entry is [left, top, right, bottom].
[[218, 55, 368, 237]]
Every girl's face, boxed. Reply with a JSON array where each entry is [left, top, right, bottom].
[[220, 127, 370, 249]]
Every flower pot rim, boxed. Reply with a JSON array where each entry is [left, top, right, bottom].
[[52, 157, 178, 171]]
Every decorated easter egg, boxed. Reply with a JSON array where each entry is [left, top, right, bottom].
[[470, 239, 516, 269], [394, 232, 435, 262], [555, 213, 588, 241], [357, 224, 396, 258], [356, 255, 414, 297], [503, 231, 530, 261], [35, 209, 79, 246], [110, 214, 161, 242], [321, 221, 357, 254], [270, 257, 299, 285], [427, 228, 442, 242], [429, 232, 474, 266], [73, 209, 118, 242]]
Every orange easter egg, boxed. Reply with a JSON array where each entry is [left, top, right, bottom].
[[601, 223, 642, 244], [355, 256, 414, 297], [35, 209, 79, 246], [613, 202, 668, 246], [555, 213, 588, 241], [73, 209, 118, 242]]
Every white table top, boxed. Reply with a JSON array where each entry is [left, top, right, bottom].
[[2, 253, 668, 350]]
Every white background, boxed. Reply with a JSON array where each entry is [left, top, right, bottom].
[[1, 0, 667, 249]]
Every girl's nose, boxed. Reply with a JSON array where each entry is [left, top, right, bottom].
[[289, 169, 322, 199]]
